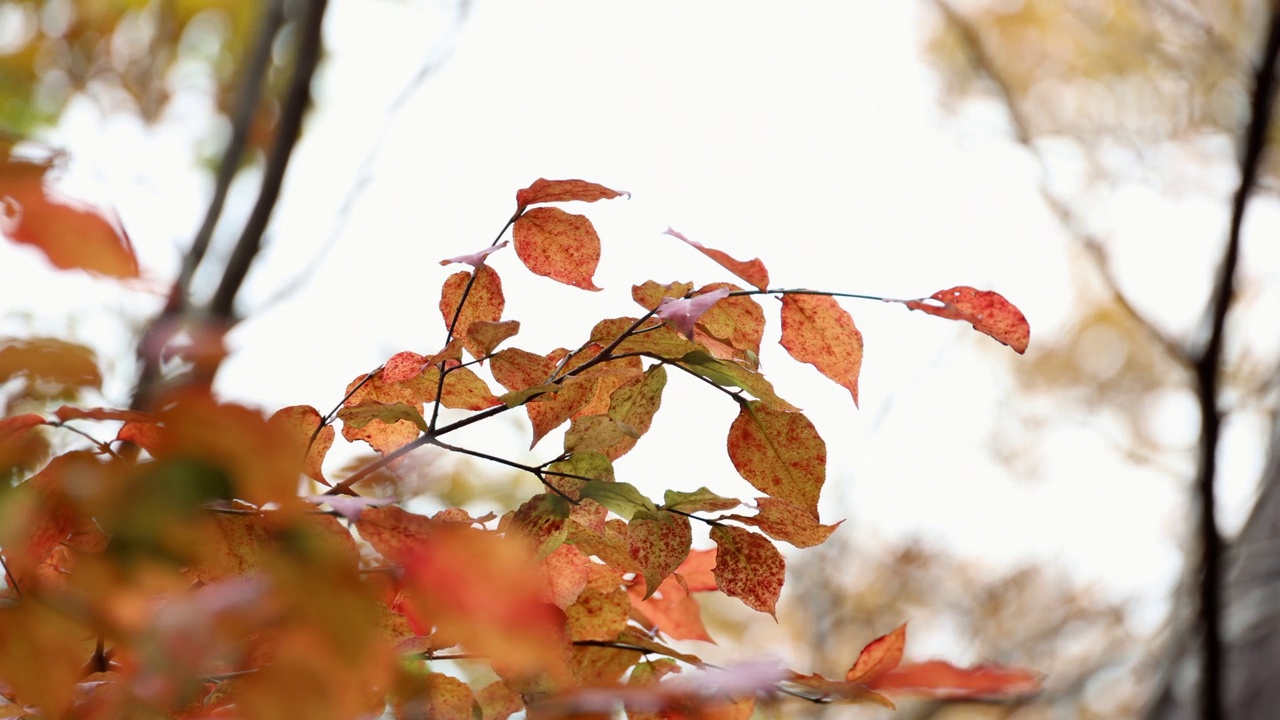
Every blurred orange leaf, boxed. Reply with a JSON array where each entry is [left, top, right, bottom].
[[846, 623, 906, 683], [867, 660, 1043, 699]]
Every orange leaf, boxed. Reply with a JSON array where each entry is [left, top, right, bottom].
[[726, 402, 826, 518], [901, 286, 1030, 354], [710, 525, 784, 617], [731, 497, 842, 548], [0, 338, 101, 390], [52, 406, 151, 424], [0, 413, 45, 439], [664, 228, 769, 291], [628, 574, 713, 642], [405, 672, 477, 720], [866, 659, 1043, 699], [511, 492, 570, 559], [512, 206, 603, 291], [466, 320, 521, 358], [780, 294, 863, 406], [439, 265, 505, 360], [693, 282, 765, 359], [565, 568, 630, 642], [267, 405, 333, 486], [515, 178, 629, 212], [846, 623, 907, 683], [0, 150, 138, 278], [355, 505, 437, 562], [476, 680, 523, 720], [675, 548, 717, 591]]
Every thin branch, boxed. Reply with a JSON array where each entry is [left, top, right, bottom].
[[425, 437, 580, 504], [49, 422, 122, 461], [1190, 6, 1280, 719], [209, 0, 330, 318]]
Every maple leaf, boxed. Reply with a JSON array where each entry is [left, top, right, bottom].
[[780, 293, 864, 406], [664, 228, 769, 291], [515, 178, 629, 213], [726, 402, 826, 517], [0, 149, 138, 278], [655, 287, 732, 340], [512, 206, 603, 290], [710, 525, 784, 617], [897, 286, 1030, 354], [439, 240, 508, 267]]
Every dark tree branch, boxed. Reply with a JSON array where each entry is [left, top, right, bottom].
[[1190, 6, 1280, 719], [209, 0, 330, 319]]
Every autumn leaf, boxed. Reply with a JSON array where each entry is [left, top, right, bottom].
[[631, 280, 694, 310], [578, 480, 659, 521], [846, 623, 907, 683], [663, 487, 741, 514], [710, 525, 784, 616], [628, 512, 692, 597], [51, 406, 151, 423], [564, 566, 629, 641], [439, 265, 505, 360], [677, 351, 798, 411], [590, 317, 701, 360], [515, 178, 629, 213], [628, 573, 713, 642], [355, 505, 437, 562], [779, 293, 864, 406], [675, 548, 718, 591], [512, 206, 603, 290], [476, 680, 523, 720], [0, 338, 102, 390], [730, 497, 842, 548], [267, 405, 333, 486], [337, 401, 429, 435], [0, 151, 138, 278], [866, 660, 1044, 699], [898, 286, 1030, 354], [726, 402, 826, 517], [440, 240, 508, 267], [691, 282, 765, 359], [664, 228, 769, 291], [511, 493, 571, 559], [398, 672, 477, 720]]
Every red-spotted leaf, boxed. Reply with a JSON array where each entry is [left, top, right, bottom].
[[631, 280, 694, 310], [515, 178, 629, 213], [664, 228, 769, 291], [466, 320, 520, 358], [383, 351, 429, 383], [512, 493, 571, 559], [491, 348, 556, 393], [338, 401, 429, 434], [846, 623, 907, 683], [440, 240, 508, 267], [538, 543, 593, 609], [866, 660, 1043, 699], [439, 265, 505, 360], [565, 570, 630, 642], [526, 375, 599, 447], [655, 288, 732, 340], [564, 414, 631, 456], [512, 207, 602, 291], [267, 405, 334, 485], [710, 525, 784, 616], [628, 513, 692, 597], [407, 672, 478, 720], [1, 150, 139, 278], [600, 364, 667, 459], [780, 293, 863, 406], [423, 364, 503, 410], [898, 286, 1030, 354], [692, 282, 765, 358], [726, 402, 826, 517], [731, 497, 842, 548]]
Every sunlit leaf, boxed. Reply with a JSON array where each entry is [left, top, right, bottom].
[[675, 548, 718, 591], [338, 401, 428, 435], [780, 293, 863, 406], [726, 402, 825, 516], [515, 178, 629, 212], [578, 480, 658, 521], [655, 288, 731, 340], [268, 405, 333, 486], [731, 497, 842, 548], [466, 320, 521, 358], [898, 286, 1030, 354], [628, 512, 692, 597], [512, 207, 603, 291], [710, 525, 784, 616], [439, 265, 505, 359], [512, 493, 571, 559]]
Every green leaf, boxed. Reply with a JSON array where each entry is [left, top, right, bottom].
[[677, 351, 798, 412], [578, 480, 658, 521], [662, 487, 742, 514], [337, 401, 428, 434]]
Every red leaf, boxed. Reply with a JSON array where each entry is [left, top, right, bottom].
[[439, 265, 505, 360], [664, 228, 769, 291], [731, 497, 843, 548], [382, 351, 430, 384], [900, 286, 1030, 354], [846, 623, 907, 683], [52, 406, 151, 424], [0, 413, 46, 439], [780, 293, 864, 406], [0, 150, 138, 278], [726, 402, 826, 517], [515, 178, 629, 212], [710, 525, 784, 617], [675, 548, 717, 592], [867, 660, 1043, 699], [655, 288, 731, 340], [512, 206, 603, 291]]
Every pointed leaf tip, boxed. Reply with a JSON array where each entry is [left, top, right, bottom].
[[846, 623, 907, 683], [664, 228, 770, 291], [900, 286, 1029, 354], [780, 293, 863, 406], [515, 178, 629, 212]]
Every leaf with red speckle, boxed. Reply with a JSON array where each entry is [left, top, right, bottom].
[[267, 405, 333, 486], [710, 525, 784, 616], [440, 240, 508, 268], [781, 293, 864, 406], [731, 497, 842, 548], [628, 512, 692, 597], [676, 548, 718, 591], [846, 623, 906, 683], [726, 402, 826, 517], [382, 351, 429, 384], [491, 348, 555, 395], [538, 543, 593, 609], [439, 265, 505, 360], [513, 207, 603, 291], [0, 149, 138, 278], [402, 672, 477, 720], [866, 660, 1043, 699], [631, 280, 694, 310], [655, 288, 732, 340], [691, 282, 765, 359], [565, 565, 629, 642], [511, 493, 571, 559], [898, 286, 1030, 354], [664, 228, 769, 291], [515, 178, 629, 213]]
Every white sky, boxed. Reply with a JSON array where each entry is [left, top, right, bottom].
[[8, 0, 1279, 646]]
